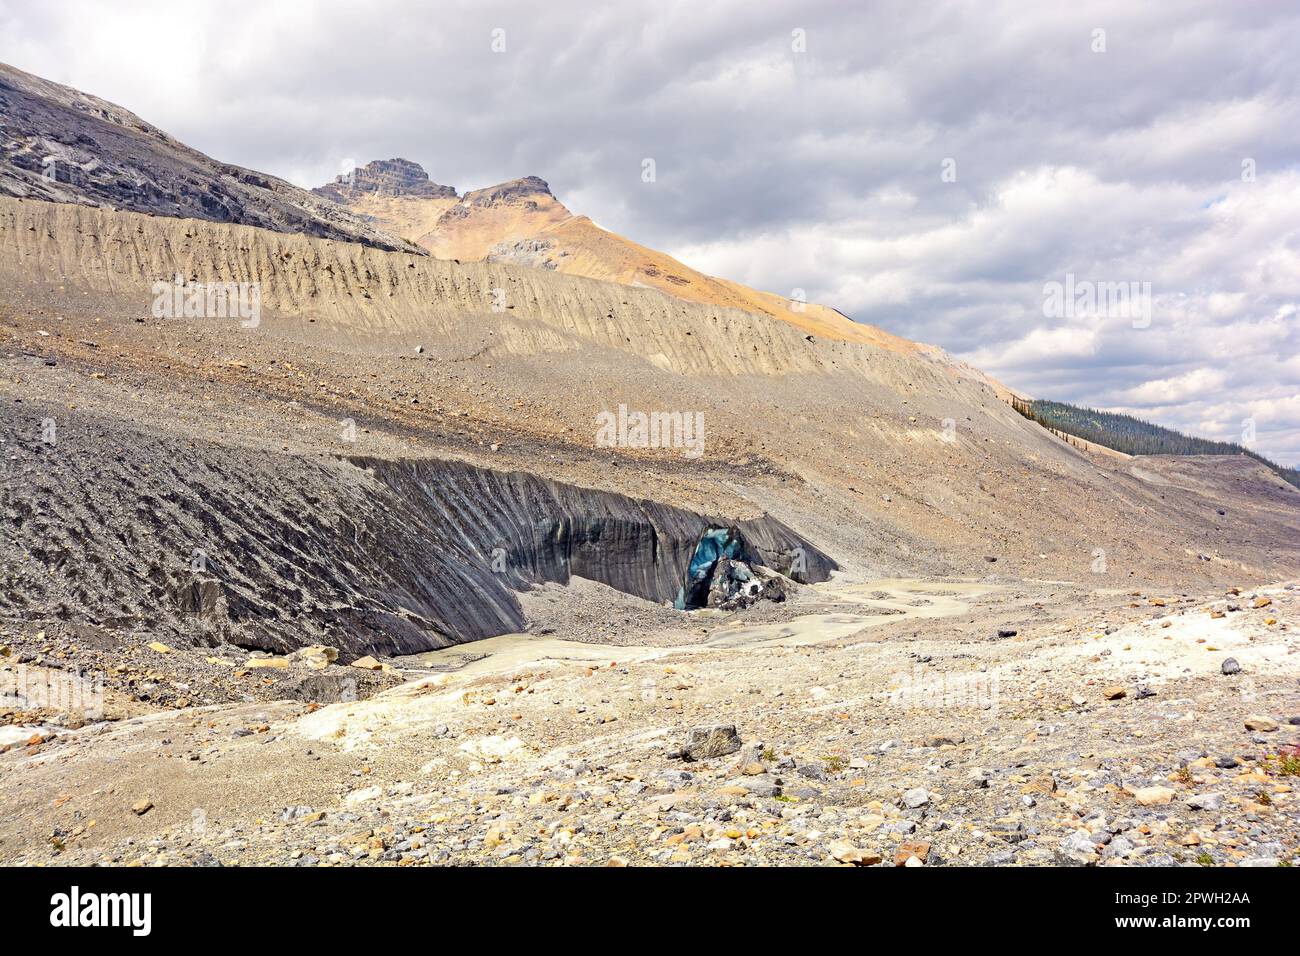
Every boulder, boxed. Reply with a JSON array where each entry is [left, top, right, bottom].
[[678, 724, 742, 761]]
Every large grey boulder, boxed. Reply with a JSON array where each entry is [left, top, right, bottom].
[[677, 725, 743, 761]]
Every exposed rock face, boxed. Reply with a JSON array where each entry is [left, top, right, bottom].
[[312, 158, 456, 203], [436, 176, 558, 227], [0, 61, 421, 254], [461, 175, 553, 207], [486, 236, 566, 270]]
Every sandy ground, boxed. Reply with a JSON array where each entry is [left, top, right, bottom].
[[1, 575, 1296, 867]]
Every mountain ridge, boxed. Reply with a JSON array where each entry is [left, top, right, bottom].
[[314, 157, 977, 367], [0, 61, 422, 254]]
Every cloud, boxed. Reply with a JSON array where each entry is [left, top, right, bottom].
[[1114, 369, 1228, 406], [1, 0, 1298, 462]]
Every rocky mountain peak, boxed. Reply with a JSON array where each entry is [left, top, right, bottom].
[[313, 158, 457, 202], [460, 175, 554, 207]]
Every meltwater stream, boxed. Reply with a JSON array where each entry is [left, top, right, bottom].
[[397, 579, 1000, 677]]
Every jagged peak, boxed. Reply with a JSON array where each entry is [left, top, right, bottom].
[[313, 158, 456, 202]]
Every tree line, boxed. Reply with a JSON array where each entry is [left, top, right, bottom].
[[1009, 397, 1300, 489]]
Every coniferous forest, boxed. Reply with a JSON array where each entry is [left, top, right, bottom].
[[1010, 397, 1300, 489]]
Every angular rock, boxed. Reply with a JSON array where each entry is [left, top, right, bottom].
[[1130, 786, 1176, 806], [902, 787, 930, 809], [679, 724, 742, 761], [1058, 829, 1098, 864], [893, 840, 931, 866], [290, 645, 339, 670], [1185, 793, 1224, 812], [1244, 716, 1277, 732], [829, 841, 881, 866]]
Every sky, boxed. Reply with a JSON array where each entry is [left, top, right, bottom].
[[3, 0, 1298, 464]]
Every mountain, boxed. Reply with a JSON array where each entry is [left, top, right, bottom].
[[314, 159, 934, 355], [2, 64, 1298, 660], [312, 157, 458, 204], [0, 62, 420, 253]]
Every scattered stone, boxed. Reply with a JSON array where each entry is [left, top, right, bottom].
[[131, 799, 153, 816], [1102, 686, 1127, 700], [1220, 658, 1241, 675], [350, 656, 383, 671]]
